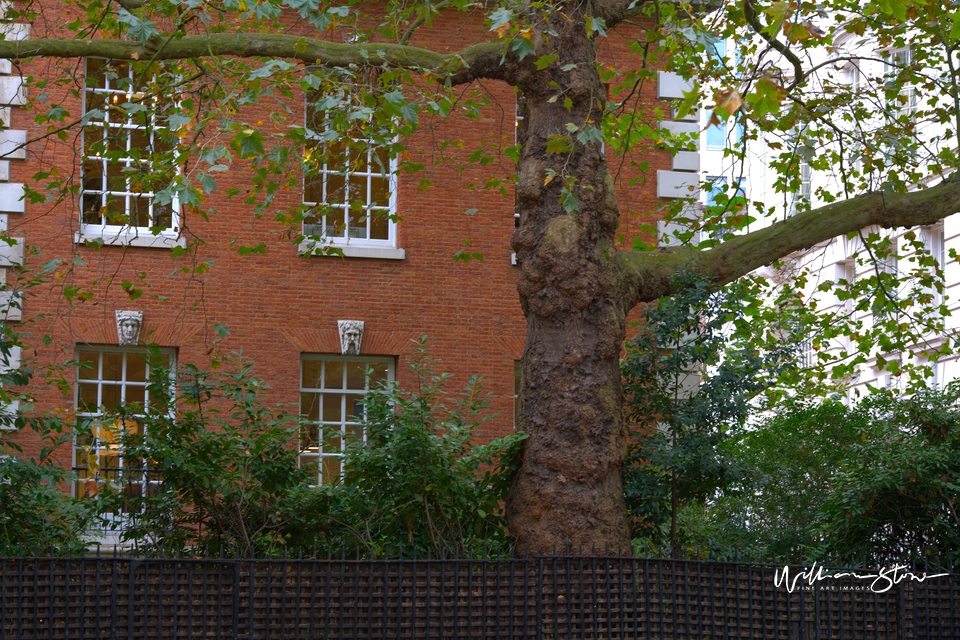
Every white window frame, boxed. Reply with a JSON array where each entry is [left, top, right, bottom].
[[922, 223, 945, 306], [299, 96, 403, 260], [787, 132, 812, 217], [72, 346, 174, 535], [298, 354, 394, 486], [885, 49, 917, 121], [871, 237, 899, 325], [77, 58, 183, 249]]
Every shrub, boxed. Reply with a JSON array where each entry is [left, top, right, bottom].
[[298, 348, 526, 557], [0, 417, 95, 552]]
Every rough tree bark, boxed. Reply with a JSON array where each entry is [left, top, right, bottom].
[[506, 8, 633, 555]]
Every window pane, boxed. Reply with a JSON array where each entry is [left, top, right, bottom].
[[300, 423, 319, 451], [705, 123, 725, 148], [149, 353, 170, 375], [81, 193, 103, 225], [346, 394, 364, 420], [101, 384, 122, 410], [301, 392, 320, 421], [125, 385, 145, 407], [105, 194, 127, 225], [87, 89, 109, 119], [300, 455, 319, 481], [348, 175, 367, 204], [127, 354, 146, 382], [322, 426, 341, 453], [100, 452, 121, 475], [83, 159, 104, 184], [125, 418, 143, 436], [321, 456, 341, 485], [130, 197, 151, 227], [305, 175, 322, 205], [369, 209, 389, 240], [78, 351, 99, 380], [302, 360, 322, 388], [346, 362, 366, 390], [325, 207, 345, 239], [368, 362, 388, 387], [324, 360, 344, 389], [154, 201, 173, 229], [87, 58, 109, 88], [106, 159, 126, 192], [369, 177, 389, 208], [123, 385, 146, 407], [322, 395, 342, 423], [326, 172, 346, 205], [84, 124, 106, 155], [346, 423, 364, 443], [79, 383, 99, 412], [348, 215, 368, 239], [103, 352, 122, 381]]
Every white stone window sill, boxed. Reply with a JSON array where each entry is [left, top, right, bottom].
[[75, 230, 186, 249], [298, 240, 405, 260]]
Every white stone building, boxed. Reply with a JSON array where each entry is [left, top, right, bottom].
[[655, 29, 960, 395]]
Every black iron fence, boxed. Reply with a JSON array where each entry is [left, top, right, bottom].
[[1, 551, 958, 639]]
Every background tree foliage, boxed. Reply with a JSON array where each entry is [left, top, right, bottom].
[[623, 271, 800, 556], [655, 388, 960, 564]]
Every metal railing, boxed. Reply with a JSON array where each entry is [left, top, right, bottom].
[[1, 550, 957, 639]]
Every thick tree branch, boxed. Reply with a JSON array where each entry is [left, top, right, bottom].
[[618, 178, 960, 309], [0, 34, 511, 85]]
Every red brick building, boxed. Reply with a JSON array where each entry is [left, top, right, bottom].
[[0, 7, 684, 502]]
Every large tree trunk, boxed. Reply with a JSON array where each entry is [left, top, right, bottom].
[[506, 18, 632, 555]]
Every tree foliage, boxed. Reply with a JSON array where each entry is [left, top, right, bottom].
[[622, 271, 797, 555], [0, 416, 95, 552], [673, 389, 960, 564]]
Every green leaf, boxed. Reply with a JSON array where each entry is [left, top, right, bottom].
[[198, 173, 218, 193], [400, 103, 419, 124], [585, 16, 607, 37], [878, 0, 908, 21], [248, 59, 295, 80], [238, 243, 268, 255], [576, 124, 604, 145], [489, 7, 513, 30], [545, 134, 572, 154], [950, 13, 960, 39], [560, 186, 579, 212], [116, 8, 158, 44], [535, 53, 558, 70], [237, 129, 265, 156], [510, 36, 536, 60]]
